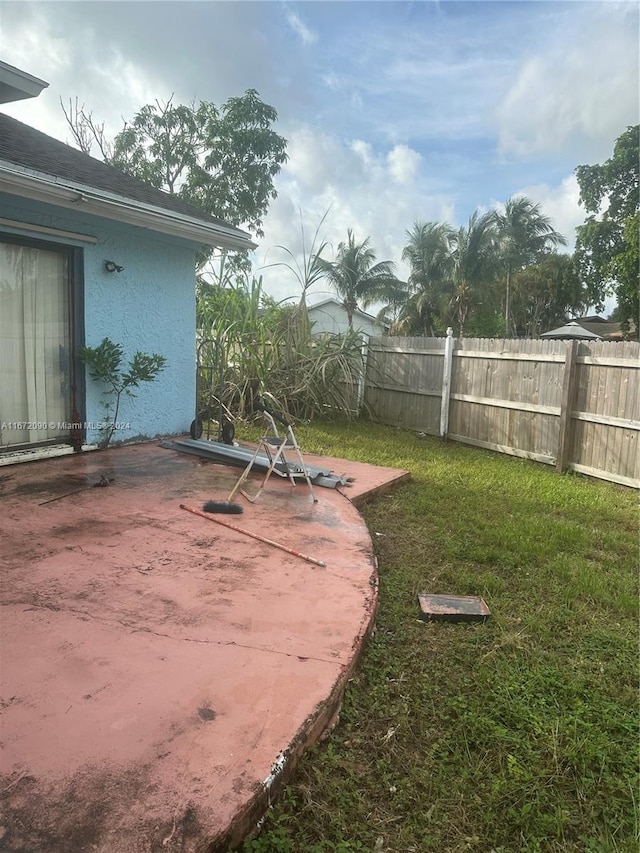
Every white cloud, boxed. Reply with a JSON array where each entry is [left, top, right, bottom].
[[350, 139, 377, 171], [255, 125, 456, 302], [283, 128, 367, 194], [387, 145, 422, 185], [0, 4, 167, 148], [496, 3, 639, 159], [0, 6, 69, 77], [285, 9, 318, 46], [321, 72, 341, 91]]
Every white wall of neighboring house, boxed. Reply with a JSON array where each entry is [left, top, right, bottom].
[[307, 298, 383, 338]]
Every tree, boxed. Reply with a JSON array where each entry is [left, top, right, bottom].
[[495, 196, 566, 336], [449, 210, 500, 337], [62, 91, 288, 239], [370, 277, 412, 331], [400, 222, 455, 335], [63, 97, 114, 161], [575, 125, 639, 332], [394, 214, 501, 337], [316, 230, 399, 328], [510, 253, 586, 337]]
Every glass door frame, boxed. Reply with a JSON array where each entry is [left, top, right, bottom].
[[0, 232, 85, 452]]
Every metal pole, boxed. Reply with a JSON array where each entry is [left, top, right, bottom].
[[179, 504, 327, 567]]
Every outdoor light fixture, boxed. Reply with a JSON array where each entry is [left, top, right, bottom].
[[104, 260, 125, 273]]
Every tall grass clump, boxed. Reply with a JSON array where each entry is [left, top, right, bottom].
[[196, 275, 365, 421]]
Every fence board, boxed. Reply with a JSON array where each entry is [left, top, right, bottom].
[[366, 336, 445, 434], [364, 335, 640, 487]]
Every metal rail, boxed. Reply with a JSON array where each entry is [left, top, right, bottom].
[[161, 438, 353, 490]]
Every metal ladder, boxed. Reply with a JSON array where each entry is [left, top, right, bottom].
[[227, 402, 318, 505]]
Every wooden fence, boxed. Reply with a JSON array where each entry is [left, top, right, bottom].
[[364, 332, 640, 488]]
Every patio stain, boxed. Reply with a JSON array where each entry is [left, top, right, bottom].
[[1, 473, 89, 499], [5, 770, 207, 853]]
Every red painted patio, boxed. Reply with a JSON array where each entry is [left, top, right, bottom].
[[0, 441, 408, 852]]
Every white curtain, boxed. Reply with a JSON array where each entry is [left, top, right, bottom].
[[0, 241, 70, 448]]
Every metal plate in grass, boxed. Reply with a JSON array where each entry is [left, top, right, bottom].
[[418, 593, 491, 623]]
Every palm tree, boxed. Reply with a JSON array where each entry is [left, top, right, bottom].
[[371, 278, 413, 329], [495, 196, 567, 336], [449, 210, 499, 337], [401, 221, 455, 335], [316, 229, 399, 328]]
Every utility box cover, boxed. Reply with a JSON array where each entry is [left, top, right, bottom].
[[418, 593, 491, 623]]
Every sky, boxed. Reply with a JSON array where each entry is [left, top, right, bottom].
[[1, 0, 638, 309]]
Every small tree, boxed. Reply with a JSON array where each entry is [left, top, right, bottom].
[[80, 338, 166, 446]]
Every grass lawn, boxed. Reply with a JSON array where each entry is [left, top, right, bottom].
[[240, 421, 638, 853]]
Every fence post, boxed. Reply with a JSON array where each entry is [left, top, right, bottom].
[[440, 327, 454, 438], [357, 334, 369, 415], [556, 339, 578, 472]]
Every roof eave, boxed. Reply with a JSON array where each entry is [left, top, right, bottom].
[[0, 162, 257, 252], [0, 61, 49, 104]]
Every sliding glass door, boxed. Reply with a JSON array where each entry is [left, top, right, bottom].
[[0, 239, 73, 449]]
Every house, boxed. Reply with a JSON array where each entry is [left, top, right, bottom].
[[0, 62, 255, 462], [307, 296, 386, 338]]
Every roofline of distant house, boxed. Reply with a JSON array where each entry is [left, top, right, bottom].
[[0, 160, 257, 251]]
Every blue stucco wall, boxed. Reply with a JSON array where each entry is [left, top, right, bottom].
[[1, 193, 198, 445]]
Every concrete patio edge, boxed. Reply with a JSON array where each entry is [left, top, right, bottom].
[[214, 564, 378, 851]]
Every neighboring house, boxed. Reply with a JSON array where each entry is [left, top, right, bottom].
[[541, 316, 633, 341], [307, 297, 387, 338], [0, 62, 254, 462]]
